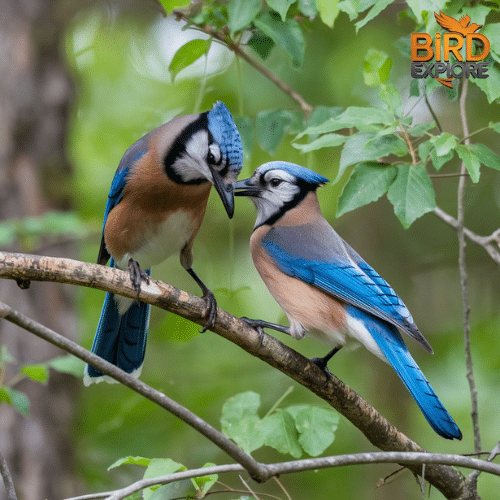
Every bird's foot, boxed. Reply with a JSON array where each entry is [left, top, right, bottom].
[[200, 289, 217, 333], [240, 317, 266, 347], [310, 356, 333, 379], [127, 258, 150, 303]]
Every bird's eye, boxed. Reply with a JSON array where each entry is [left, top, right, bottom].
[[207, 144, 221, 165], [270, 178, 282, 188]]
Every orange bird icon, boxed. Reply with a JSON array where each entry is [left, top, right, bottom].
[[434, 11, 483, 37]]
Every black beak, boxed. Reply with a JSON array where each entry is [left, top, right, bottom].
[[211, 170, 235, 219], [234, 178, 261, 198]]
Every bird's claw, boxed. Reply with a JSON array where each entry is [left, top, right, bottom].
[[310, 356, 333, 381], [127, 258, 150, 304], [200, 290, 217, 333], [240, 317, 265, 347]]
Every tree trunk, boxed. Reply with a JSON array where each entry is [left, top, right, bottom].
[[0, 1, 78, 498]]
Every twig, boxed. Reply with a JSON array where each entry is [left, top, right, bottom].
[[468, 439, 500, 487], [424, 93, 443, 133], [433, 206, 500, 265], [0, 251, 467, 498], [0, 300, 267, 483], [172, 10, 313, 117], [0, 452, 17, 500], [61, 453, 500, 500], [399, 123, 417, 165], [458, 78, 481, 457]]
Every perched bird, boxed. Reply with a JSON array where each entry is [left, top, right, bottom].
[[435, 11, 482, 37], [235, 161, 462, 440], [84, 102, 243, 385]]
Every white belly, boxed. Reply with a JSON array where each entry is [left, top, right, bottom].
[[114, 210, 197, 271]]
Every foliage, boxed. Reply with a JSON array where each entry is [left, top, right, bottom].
[[2, 0, 500, 499]]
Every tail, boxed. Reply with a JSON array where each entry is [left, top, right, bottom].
[[352, 309, 462, 439], [84, 265, 151, 386]]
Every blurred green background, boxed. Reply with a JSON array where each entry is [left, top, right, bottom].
[[4, 1, 500, 498]]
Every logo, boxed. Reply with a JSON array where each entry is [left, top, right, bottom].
[[411, 11, 490, 88]]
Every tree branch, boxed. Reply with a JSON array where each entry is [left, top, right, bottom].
[[0, 252, 468, 498], [0, 299, 267, 482], [172, 10, 313, 117], [0, 451, 17, 500], [433, 206, 500, 265], [61, 452, 500, 500], [458, 78, 481, 458]]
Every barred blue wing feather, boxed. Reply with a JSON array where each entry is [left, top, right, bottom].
[[261, 223, 432, 352]]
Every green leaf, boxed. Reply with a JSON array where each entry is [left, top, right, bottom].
[[21, 364, 49, 384], [254, 12, 305, 67], [338, 0, 377, 21], [248, 31, 274, 59], [355, 0, 392, 31], [316, 0, 340, 27], [47, 355, 86, 377], [143, 458, 186, 500], [404, 0, 447, 24], [0, 387, 30, 415], [363, 49, 392, 87], [470, 144, 500, 171], [336, 132, 407, 182], [266, 0, 294, 21], [261, 409, 302, 458], [489, 121, 500, 134], [227, 0, 262, 34], [157, 0, 191, 13], [108, 456, 152, 470], [456, 145, 481, 183], [409, 121, 435, 138], [221, 392, 264, 454], [471, 63, 500, 103], [430, 133, 458, 157], [297, 106, 394, 138], [379, 84, 401, 116], [169, 39, 211, 82], [387, 164, 435, 229], [298, 0, 318, 17], [409, 78, 420, 97], [191, 463, 218, 497], [287, 405, 339, 456], [293, 133, 347, 153], [337, 162, 397, 217], [255, 109, 295, 154]]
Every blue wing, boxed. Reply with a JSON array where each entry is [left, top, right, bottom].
[[346, 306, 461, 439], [97, 141, 148, 264], [261, 221, 432, 352]]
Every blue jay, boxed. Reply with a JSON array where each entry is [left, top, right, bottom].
[[234, 161, 462, 440], [84, 102, 243, 385]]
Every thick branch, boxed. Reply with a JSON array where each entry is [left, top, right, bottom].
[[0, 252, 467, 498]]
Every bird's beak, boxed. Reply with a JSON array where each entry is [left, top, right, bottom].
[[211, 169, 235, 219], [234, 178, 261, 198]]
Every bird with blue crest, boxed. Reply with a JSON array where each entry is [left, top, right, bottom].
[[234, 161, 462, 440], [84, 101, 243, 385]]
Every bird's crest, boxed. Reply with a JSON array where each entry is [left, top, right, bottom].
[[258, 161, 330, 187], [207, 101, 243, 174]]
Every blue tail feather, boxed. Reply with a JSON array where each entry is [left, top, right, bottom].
[[347, 307, 462, 440], [84, 265, 151, 385]]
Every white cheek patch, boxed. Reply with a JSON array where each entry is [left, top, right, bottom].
[[174, 130, 211, 182]]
